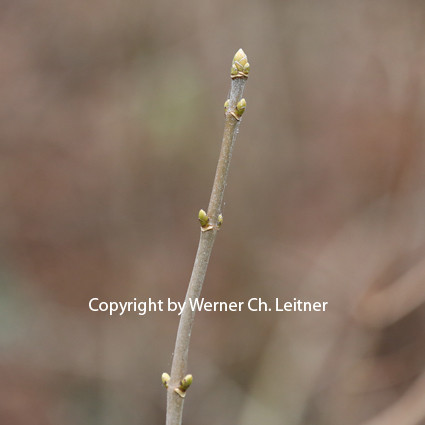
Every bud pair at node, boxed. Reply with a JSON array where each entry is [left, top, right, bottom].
[[199, 209, 223, 230], [224, 98, 247, 121], [161, 372, 193, 398]]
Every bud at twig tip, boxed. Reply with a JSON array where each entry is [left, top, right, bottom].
[[231, 48, 249, 78]]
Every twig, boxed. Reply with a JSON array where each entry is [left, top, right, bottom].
[[164, 49, 250, 425]]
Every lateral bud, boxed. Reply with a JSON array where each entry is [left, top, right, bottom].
[[162, 372, 170, 389], [224, 99, 230, 111], [181, 374, 193, 390], [198, 209, 209, 227], [236, 98, 246, 116], [198, 209, 213, 232], [231, 98, 247, 120], [174, 374, 193, 398], [218, 214, 223, 227]]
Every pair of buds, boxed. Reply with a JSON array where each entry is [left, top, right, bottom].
[[162, 373, 193, 398], [198, 209, 222, 231], [224, 98, 246, 121]]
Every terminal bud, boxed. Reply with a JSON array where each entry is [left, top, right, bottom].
[[231, 48, 249, 78]]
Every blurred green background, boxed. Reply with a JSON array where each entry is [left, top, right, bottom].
[[1, 1, 425, 424]]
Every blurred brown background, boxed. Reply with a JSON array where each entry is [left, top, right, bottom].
[[1, 0, 425, 424]]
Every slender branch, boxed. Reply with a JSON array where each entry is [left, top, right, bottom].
[[165, 49, 250, 425]]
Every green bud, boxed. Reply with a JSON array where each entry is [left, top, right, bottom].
[[174, 374, 193, 398], [218, 214, 223, 227], [162, 372, 170, 388], [236, 98, 246, 116], [198, 209, 209, 227], [233, 48, 248, 71], [224, 99, 230, 111], [180, 374, 193, 390], [231, 49, 249, 78]]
